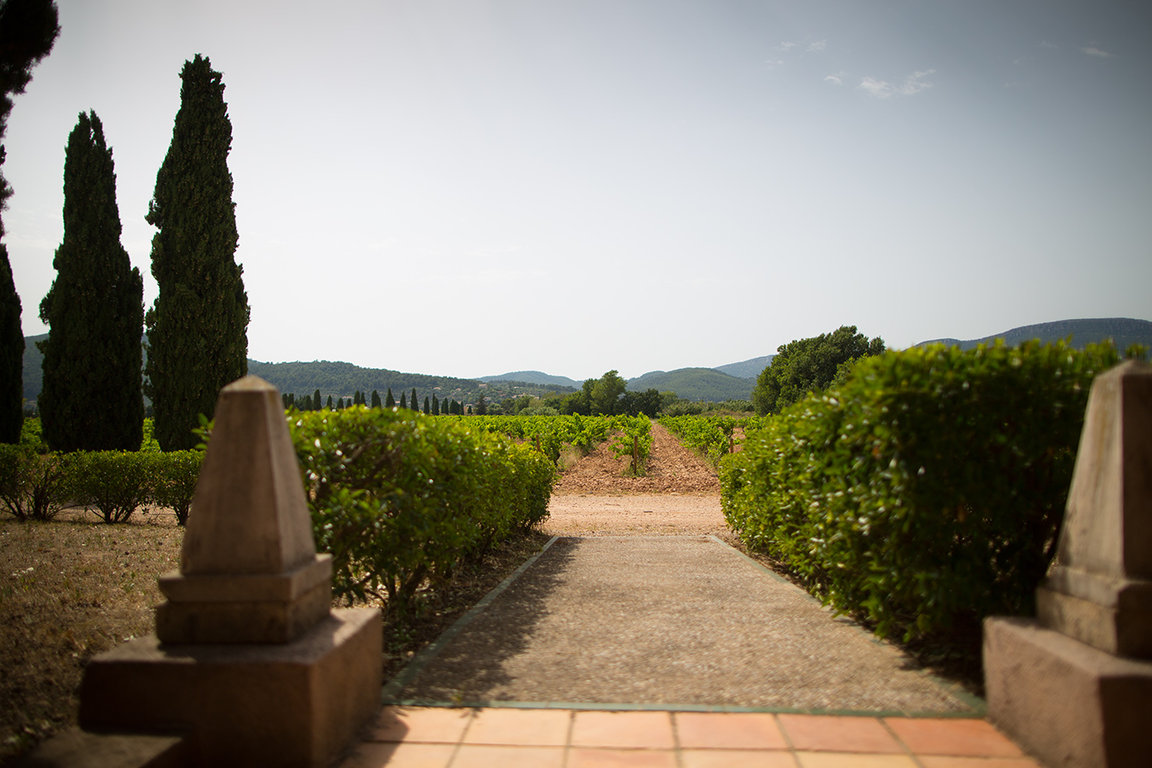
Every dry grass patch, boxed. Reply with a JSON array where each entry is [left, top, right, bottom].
[[0, 509, 182, 762], [0, 508, 553, 764]]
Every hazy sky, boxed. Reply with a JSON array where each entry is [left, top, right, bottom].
[[5, 1, 1150, 380]]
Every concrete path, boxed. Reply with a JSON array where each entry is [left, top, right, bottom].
[[385, 536, 979, 714]]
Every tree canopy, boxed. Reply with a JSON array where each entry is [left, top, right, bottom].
[[144, 54, 249, 450], [752, 325, 886, 415], [38, 111, 143, 450], [0, 0, 58, 442]]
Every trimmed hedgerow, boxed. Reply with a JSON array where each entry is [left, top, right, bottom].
[[0, 446, 204, 524], [150, 450, 204, 526], [290, 407, 555, 614], [721, 340, 1121, 643], [68, 451, 155, 524], [0, 445, 71, 521]]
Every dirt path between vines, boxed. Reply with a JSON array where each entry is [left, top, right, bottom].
[[543, 422, 731, 540]]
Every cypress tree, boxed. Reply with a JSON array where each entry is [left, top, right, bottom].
[[0, 252, 20, 440], [326, 395, 333, 410], [144, 54, 249, 450], [399, 392, 407, 410], [370, 389, 381, 408], [423, 395, 429, 414], [385, 388, 395, 408], [410, 388, 417, 410], [0, 0, 60, 442], [432, 394, 439, 415], [38, 111, 143, 451], [313, 389, 321, 411]]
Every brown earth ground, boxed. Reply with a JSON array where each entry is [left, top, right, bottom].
[[544, 422, 730, 540]]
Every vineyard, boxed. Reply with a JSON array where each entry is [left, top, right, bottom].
[[659, 414, 763, 466]]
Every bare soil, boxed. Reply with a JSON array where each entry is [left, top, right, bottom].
[[554, 422, 722, 497], [0, 509, 183, 762]]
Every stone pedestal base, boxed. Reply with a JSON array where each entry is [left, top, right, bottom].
[[78, 608, 381, 768], [156, 555, 333, 644], [984, 617, 1152, 768]]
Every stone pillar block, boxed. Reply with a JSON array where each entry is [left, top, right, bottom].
[[984, 617, 1152, 768], [1036, 359, 1152, 659], [80, 609, 381, 767], [156, 376, 333, 645], [985, 360, 1152, 768], [75, 376, 383, 766]]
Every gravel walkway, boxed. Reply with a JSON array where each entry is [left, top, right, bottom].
[[386, 535, 978, 714]]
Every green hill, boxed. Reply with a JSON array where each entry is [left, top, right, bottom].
[[21, 317, 1149, 406], [627, 368, 755, 402], [713, 355, 774, 380], [478, 370, 582, 389], [21, 333, 46, 403], [916, 317, 1152, 351], [246, 360, 569, 404]]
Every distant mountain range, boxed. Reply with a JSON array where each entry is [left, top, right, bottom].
[[21, 317, 1151, 405], [915, 318, 1152, 352]]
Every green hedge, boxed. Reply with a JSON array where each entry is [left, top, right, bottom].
[[0, 446, 203, 524], [290, 407, 555, 613], [0, 445, 71, 521], [721, 341, 1121, 643]]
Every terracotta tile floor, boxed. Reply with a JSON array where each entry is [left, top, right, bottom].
[[341, 707, 1044, 767]]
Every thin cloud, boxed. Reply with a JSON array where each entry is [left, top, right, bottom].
[[777, 38, 827, 54], [858, 69, 936, 98], [824, 73, 844, 87], [1081, 45, 1113, 59]]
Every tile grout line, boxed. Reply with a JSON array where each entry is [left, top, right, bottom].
[[669, 711, 685, 768], [441, 709, 473, 768], [561, 709, 574, 768], [878, 716, 925, 768], [775, 712, 797, 754]]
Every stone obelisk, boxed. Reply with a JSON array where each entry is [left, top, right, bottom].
[[984, 360, 1152, 768], [78, 376, 382, 767]]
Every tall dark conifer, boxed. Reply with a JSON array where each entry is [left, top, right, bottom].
[[0, 245, 21, 441], [144, 54, 248, 450], [0, 0, 59, 442], [38, 111, 143, 450]]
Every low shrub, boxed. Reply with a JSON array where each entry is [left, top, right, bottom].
[[290, 407, 555, 614], [0, 445, 71, 521], [722, 340, 1120, 644], [150, 450, 203, 525], [68, 451, 155, 524]]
